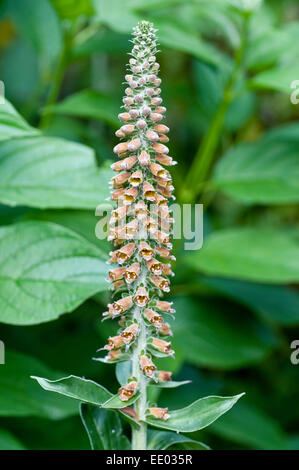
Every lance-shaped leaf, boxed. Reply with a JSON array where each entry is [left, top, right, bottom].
[[0, 221, 107, 325], [80, 404, 130, 450], [31, 375, 112, 406], [0, 100, 39, 141], [147, 429, 209, 450], [150, 380, 191, 389], [103, 392, 140, 409], [145, 393, 244, 432], [0, 136, 112, 209]]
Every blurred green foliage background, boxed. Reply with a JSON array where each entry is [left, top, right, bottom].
[[0, 0, 299, 450]]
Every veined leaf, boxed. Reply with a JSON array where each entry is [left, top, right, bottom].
[[31, 375, 112, 405], [0, 428, 26, 450], [0, 221, 107, 325], [45, 89, 119, 127], [0, 136, 112, 209], [213, 124, 299, 204], [145, 393, 244, 432], [0, 100, 39, 141], [0, 351, 77, 419], [80, 404, 130, 450], [187, 228, 299, 283], [147, 429, 209, 450]]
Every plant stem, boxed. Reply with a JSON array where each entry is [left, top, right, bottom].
[[131, 313, 147, 449], [39, 25, 75, 130], [180, 12, 250, 203]]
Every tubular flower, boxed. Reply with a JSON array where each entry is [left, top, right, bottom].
[[99, 20, 176, 428]]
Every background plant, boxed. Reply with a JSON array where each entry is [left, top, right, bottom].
[[0, 0, 298, 450]]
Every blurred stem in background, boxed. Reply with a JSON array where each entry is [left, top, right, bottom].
[[39, 21, 78, 130], [180, 11, 251, 204]]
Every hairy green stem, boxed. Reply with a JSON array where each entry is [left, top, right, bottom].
[[180, 13, 250, 203]]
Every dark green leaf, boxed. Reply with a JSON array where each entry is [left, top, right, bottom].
[[103, 392, 140, 409], [0, 428, 26, 450], [0, 221, 107, 325], [80, 404, 130, 450], [145, 393, 244, 432], [149, 380, 191, 389], [0, 351, 78, 419], [147, 429, 209, 450], [172, 296, 277, 369], [187, 228, 299, 283], [115, 360, 132, 386]]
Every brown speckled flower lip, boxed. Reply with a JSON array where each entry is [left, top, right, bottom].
[[99, 20, 177, 443]]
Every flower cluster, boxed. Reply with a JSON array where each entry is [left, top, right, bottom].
[[99, 20, 176, 422]]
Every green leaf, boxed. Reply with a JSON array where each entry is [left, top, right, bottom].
[[213, 124, 299, 204], [6, 0, 62, 72], [73, 30, 130, 56], [147, 429, 209, 450], [103, 392, 140, 409], [187, 228, 299, 283], [149, 380, 192, 389], [0, 428, 26, 450], [201, 277, 299, 326], [0, 99, 39, 141], [0, 221, 107, 325], [45, 89, 119, 128], [145, 393, 244, 432], [51, 0, 94, 19], [80, 404, 130, 450], [115, 360, 132, 386], [31, 375, 112, 405], [156, 20, 227, 67], [0, 136, 112, 209], [250, 64, 299, 93], [171, 296, 276, 369], [210, 403, 287, 450], [92, 0, 141, 33], [0, 351, 78, 419]]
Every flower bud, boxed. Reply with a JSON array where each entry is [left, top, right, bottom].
[[138, 150, 150, 166], [118, 112, 131, 121], [158, 371, 172, 382], [113, 142, 129, 154], [152, 142, 169, 154], [150, 113, 163, 122], [121, 124, 135, 134], [140, 355, 156, 377], [146, 130, 159, 141], [128, 138, 141, 152], [148, 407, 169, 420], [136, 119, 147, 129], [154, 124, 169, 134]]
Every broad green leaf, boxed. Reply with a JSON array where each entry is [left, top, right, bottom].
[[145, 393, 244, 432], [172, 296, 276, 369], [213, 125, 299, 204], [0, 221, 107, 325], [0, 351, 77, 419], [0, 428, 26, 450], [187, 228, 299, 283], [45, 90, 119, 128], [103, 392, 140, 409], [0, 136, 112, 209], [201, 277, 299, 326], [0, 99, 39, 141], [31, 375, 112, 405], [5, 0, 62, 72], [51, 0, 94, 19], [92, 0, 141, 33], [250, 64, 299, 93], [80, 404, 130, 450], [156, 20, 227, 67], [147, 429, 209, 450], [210, 402, 287, 450]]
